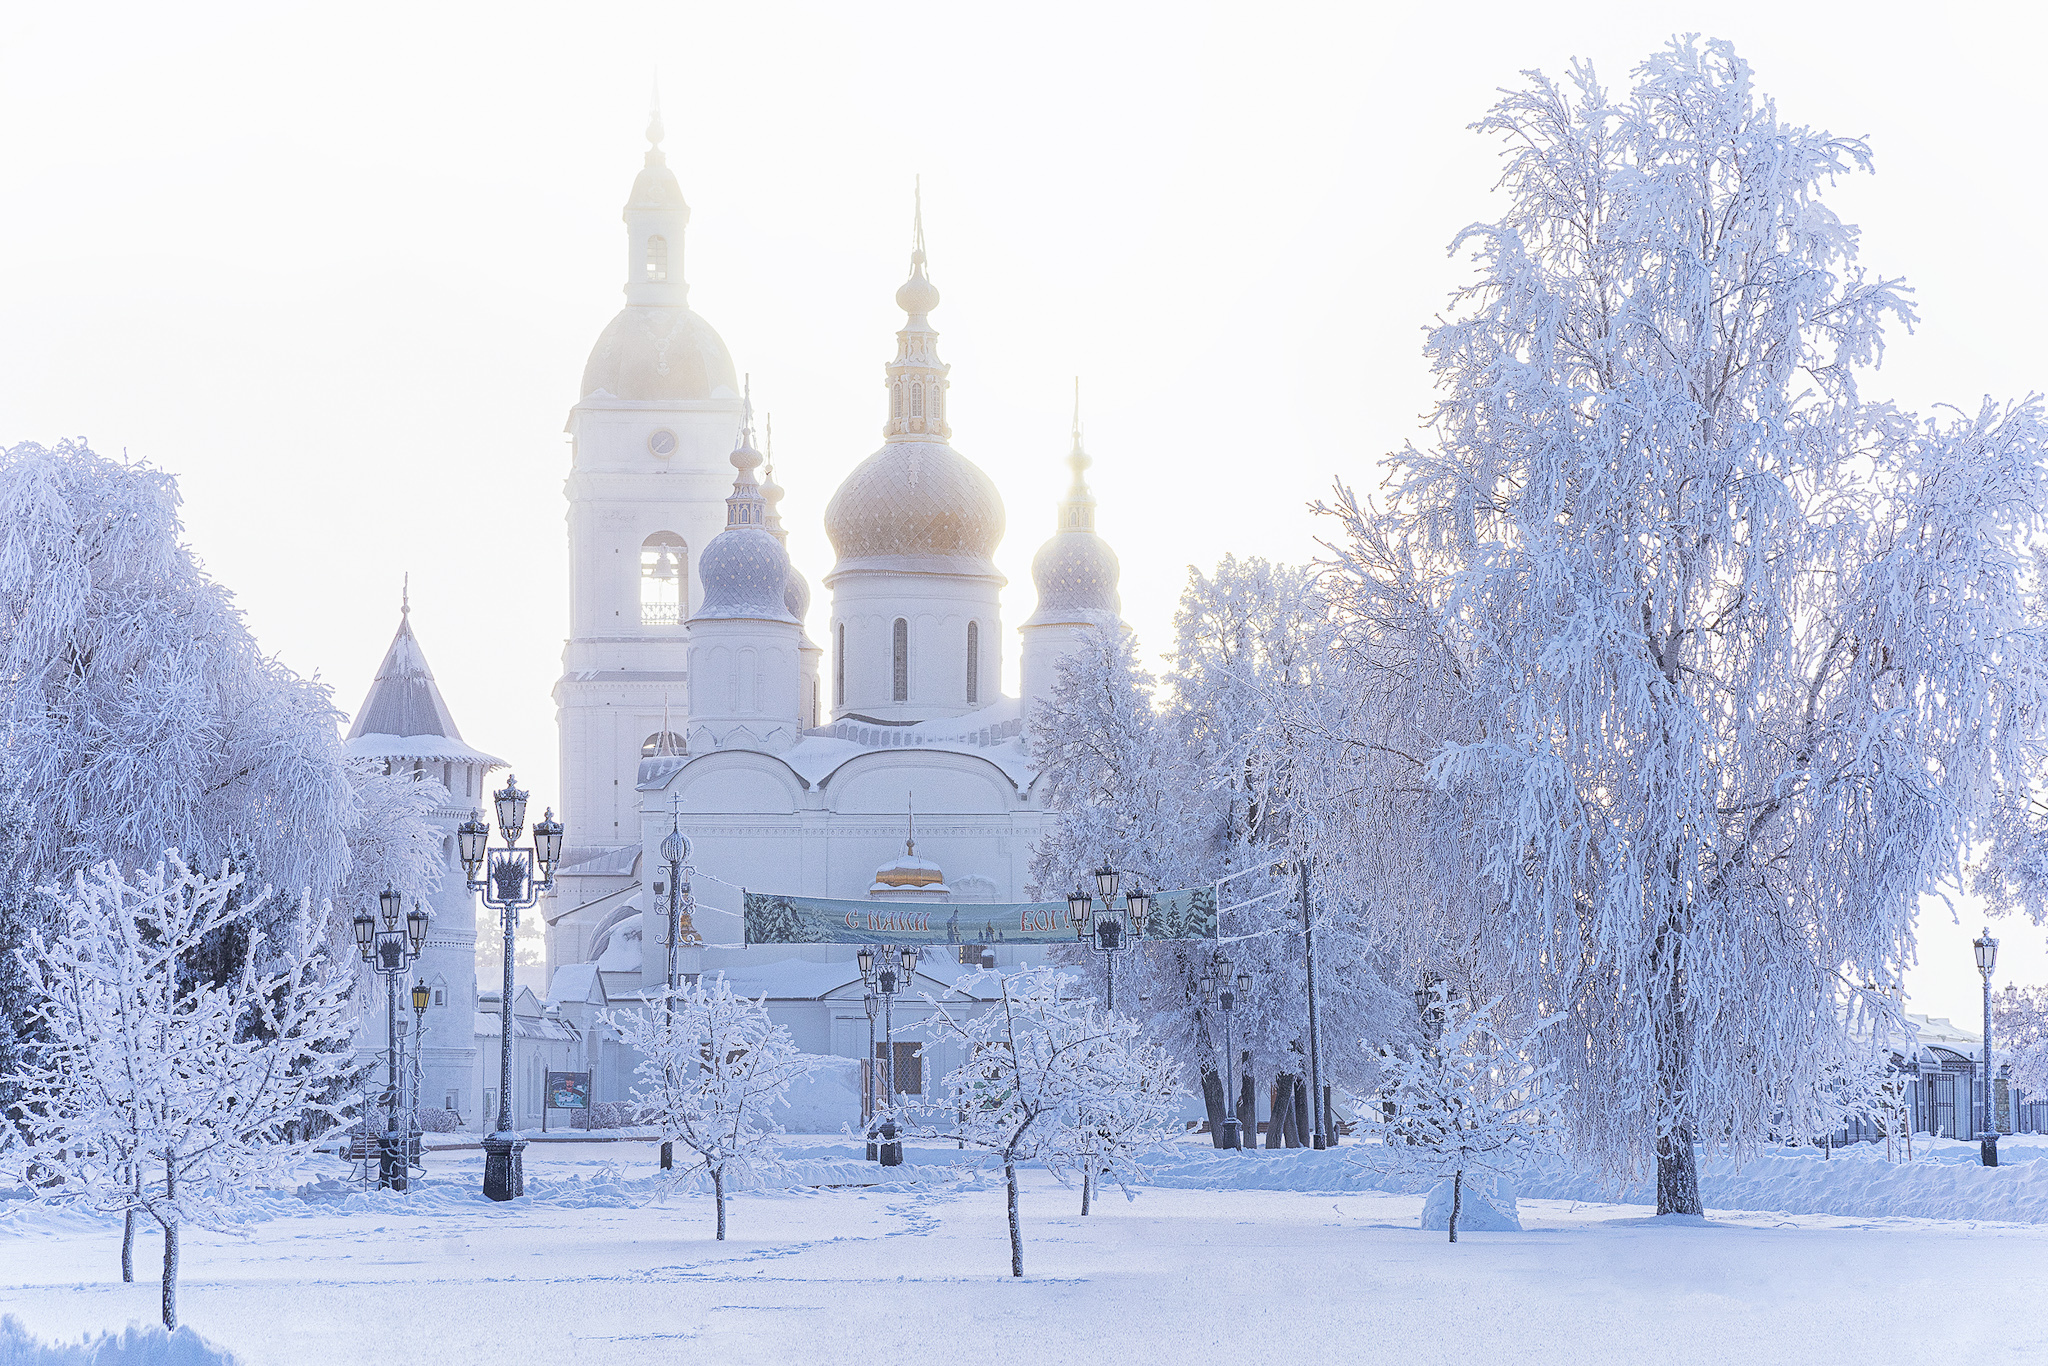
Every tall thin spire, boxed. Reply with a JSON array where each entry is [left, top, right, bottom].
[[885, 182, 950, 441], [905, 792, 917, 858], [1061, 377, 1097, 533], [401, 572, 410, 617], [653, 692, 680, 757], [648, 76, 663, 147], [724, 376, 766, 529]]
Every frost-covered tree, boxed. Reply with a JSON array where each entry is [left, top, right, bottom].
[[1323, 38, 2048, 1214], [9, 857, 358, 1329], [0, 440, 354, 1091], [1357, 987, 1556, 1242], [333, 762, 442, 950], [602, 977, 818, 1240], [1993, 984, 2048, 1105], [917, 968, 1182, 1276], [1029, 565, 1410, 1143]]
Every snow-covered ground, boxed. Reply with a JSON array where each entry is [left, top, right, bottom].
[[6, 1135, 2048, 1364]]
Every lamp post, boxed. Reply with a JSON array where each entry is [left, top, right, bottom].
[[860, 944, 918, 1166], [1975, 926, 2000, 1168], [459, 775, 563, 1202], [409, 979, 430, 1124], [658, 818, 696, 1172], [1205, 965, 1251, 1151], [351, 888, 429, 1190], [862, 984, 879, 1157], [1069, 865, 1150, 1013]]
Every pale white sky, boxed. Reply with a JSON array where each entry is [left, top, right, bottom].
[[2, 0, 2042, 1021]]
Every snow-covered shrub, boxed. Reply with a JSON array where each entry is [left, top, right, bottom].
[[585, 1101, 643, 1130], [415, 1107, 462, 1134]]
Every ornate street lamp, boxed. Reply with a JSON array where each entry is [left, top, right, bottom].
[[461, 775, 563, 1202], [861, 945, 919, 1167], [1071, 865, 1150, 1012], [354, 887, 427, 1190], [1204, 965, 1251, 1151], [657, 817, 697, 1172], [1975, 926, 2000, 1167]]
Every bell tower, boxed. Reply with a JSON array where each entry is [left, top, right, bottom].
[[553, 99, 744, 919]]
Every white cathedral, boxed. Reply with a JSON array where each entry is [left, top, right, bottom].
[[345, 111, 1129, 1127]]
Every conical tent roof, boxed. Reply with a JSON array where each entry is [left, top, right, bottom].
[[344, 608, 506, 768]]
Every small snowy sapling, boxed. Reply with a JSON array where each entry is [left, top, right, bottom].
[[602, 976, 818, 1240], [1358, 986, 1555, 1242], [9, 857, 359, 1329]]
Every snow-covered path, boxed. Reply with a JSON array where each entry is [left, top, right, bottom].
[[5, 1139, 2047, 1364]]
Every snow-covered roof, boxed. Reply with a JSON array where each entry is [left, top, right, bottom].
[[474, 1011, 580, 1042], [637, 697, 1037, 792], [546, 962, 608, 1007], [558, 845, 642, 878], [344, 607, 507, 768]]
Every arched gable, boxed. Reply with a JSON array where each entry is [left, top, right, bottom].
[[824, 750, 1013, 815], [663, 750, 805, 815]]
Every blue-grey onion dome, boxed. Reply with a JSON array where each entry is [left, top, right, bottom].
[[824, 441, 1004, 570], [784, 562, 812, 622], [581, 307, 737, 401], [1024, 531, 1121, 626], [693, 527, 800, 623]]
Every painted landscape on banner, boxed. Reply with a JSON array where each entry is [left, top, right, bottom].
[[743, 886, 1219, 946]]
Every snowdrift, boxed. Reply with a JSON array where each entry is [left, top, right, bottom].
[[1136, 1137, 2048, 1224], [0, 1315, 239, 1365]]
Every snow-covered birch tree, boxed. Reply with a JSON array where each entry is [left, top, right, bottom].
[[8, 857, 358, 1329], [1358, 987, 1556, 1242], [917, 968, 1182, 1276], [1323, 37, 2048, 1214], [0, 440, 355, 1092], [602, 977, 818, 1240]]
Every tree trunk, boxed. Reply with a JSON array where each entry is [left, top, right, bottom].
[[714, 1166, 727, 1241], [1200, 1067, 1229, 1148], [1081, 1166, 1091, 1216], [1293, 1076, 1312, 1147], [160, 1156, 178, 1330], [1267, 1075, 1293, 1149], [122, 1207, 134, 1283], [1449, 1170, 1461, 1244], [1005, 1158, 1023, 1277], [1238, 1064, 1256, 1151], [1656, 1124, 1701, 1217]]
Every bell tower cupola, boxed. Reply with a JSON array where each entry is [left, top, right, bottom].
[[624, 95, 690, 309]]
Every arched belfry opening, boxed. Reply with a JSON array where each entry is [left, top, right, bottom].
[[640, 532, 687, 627]]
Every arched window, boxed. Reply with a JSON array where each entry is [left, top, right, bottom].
[[835, 623, 846, 706], [892, 382, 904, 422], [640, 532, 686, 626], [892, 618, 909, 702], [910, 383, 924, 419], [641, 732, 685, 758], [646, 235, 668, 281], [966, 621, 980, 704]]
